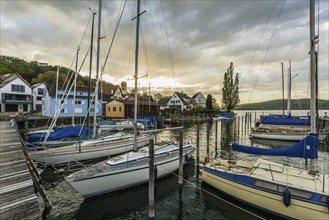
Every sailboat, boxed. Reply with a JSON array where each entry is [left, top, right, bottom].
[[66, 0, 195, 198], [27, 1, 152, 166], [200, 1, 329, 219], [249, 62, 316, 141]]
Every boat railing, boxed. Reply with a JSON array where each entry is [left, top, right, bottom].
[[251, 161, 328, 192]]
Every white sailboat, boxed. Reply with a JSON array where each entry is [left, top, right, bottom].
[[201, 1, 329, 219], [66, 142, 195, 198]]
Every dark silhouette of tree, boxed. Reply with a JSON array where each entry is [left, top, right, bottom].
[[206, 94, 213, 110], [221, 62, 239, 112]]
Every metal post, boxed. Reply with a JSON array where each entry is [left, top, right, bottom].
[[179, 130, 183, 185], [206, 121, 210, 157], [148, 138, 155, 218]]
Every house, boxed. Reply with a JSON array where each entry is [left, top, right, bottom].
[[166, 92, 195, 111], [103, 85, 124, 101], [0, 73, 32, 112], [105, 95, 160, 119], [32, 83, 46, 111], [158, 96, 171, 110], [192, 92, 206, 108], [105, 100, 125, 118], [43, 84, 102, 118]]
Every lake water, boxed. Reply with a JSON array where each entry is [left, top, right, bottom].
[[39, 110, 329, 220]]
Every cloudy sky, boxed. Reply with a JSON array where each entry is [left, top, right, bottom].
[[1, 0, 328, 104]]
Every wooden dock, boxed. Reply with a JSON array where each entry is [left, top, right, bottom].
[[0, 120, 42, 219]]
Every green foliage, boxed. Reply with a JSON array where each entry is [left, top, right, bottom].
[[206, 94, 213, 110], [0, 55, 113, 88], [192, 105, 205, 113], [221, 62, 240, 112], [212, 97, 220, 111]]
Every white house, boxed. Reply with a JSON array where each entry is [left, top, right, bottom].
[[32, 83, 46, 111], [192, 92, 206, 108], [166, 92, 194, 111], [0, 73, 32, 112]]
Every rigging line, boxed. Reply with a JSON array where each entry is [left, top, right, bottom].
[[247, 0, 286, 104], [240, 0, 277, 90], [160, 0, 177, 88], [101, 0, 127, 77]]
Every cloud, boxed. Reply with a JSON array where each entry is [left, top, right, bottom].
[[1, 0, 328, 104]]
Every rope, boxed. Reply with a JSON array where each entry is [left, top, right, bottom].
[[248, 0, 286, 104]]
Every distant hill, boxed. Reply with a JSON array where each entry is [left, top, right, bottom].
[[236, 99, 329, 110]]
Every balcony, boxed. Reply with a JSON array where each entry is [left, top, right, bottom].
[[2, 93, 32, 104]]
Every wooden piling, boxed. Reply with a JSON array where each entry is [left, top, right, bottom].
[[206, 122, 210, 157], [179, 130, 183, 185], [196, 122, 200, 178], [215, 120, 218, 157], [148, 138, 155, 219]]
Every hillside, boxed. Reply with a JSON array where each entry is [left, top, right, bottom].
[[0, 55, 113, 87], [236, 99, 329, 110]]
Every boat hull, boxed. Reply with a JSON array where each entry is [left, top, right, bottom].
[[29, 136, 151, 166], [66, 148, 195, 198], [201, 167, 329, 220]]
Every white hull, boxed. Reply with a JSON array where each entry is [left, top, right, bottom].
[[249, 132, 326, 141], [66, 144, 195, 198], [201, 159, 329, 219], [29, 135, 152, 166], [249, 132, 307, 141]]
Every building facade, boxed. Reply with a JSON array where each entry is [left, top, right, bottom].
[[0, 73, 32, 112], [43, 84, 102, 118]]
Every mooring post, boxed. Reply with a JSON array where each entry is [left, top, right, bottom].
[[148, 138, 155, 219], [215, 120, 218, 157], [179, 130, 183, 185], [196, 122, 200, 178], [206, 121, 210, 157]]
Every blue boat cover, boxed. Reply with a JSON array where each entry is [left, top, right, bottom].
[[28, 126, 92, 143], [260, 115, 310, 126], [215, 112, 235, 119], [232, 133, 319, 159]]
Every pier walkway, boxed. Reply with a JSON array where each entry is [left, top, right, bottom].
[[0, 120, 42, 219]]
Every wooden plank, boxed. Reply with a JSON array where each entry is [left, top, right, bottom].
[[0, 121, 42, 220]]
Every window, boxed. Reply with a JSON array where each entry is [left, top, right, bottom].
[[113, 107, 116, 112], [37, 88, 44, 95], [11, 84, 25, 92], [60, 109, 67, 113], [108, 107, 111, 112], [119, 107, 122, 112], [254, 180, 277, 191], [74, 100, 82, 105], [37, 97, 43, 101]]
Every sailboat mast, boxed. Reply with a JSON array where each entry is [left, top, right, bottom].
[[87, 11, 96, 138], [287, 60, 292, 116], [310, 0, 316, 134], [133, 0, 141, 151], [281, 62, 285, 115], [72, 46, 79, 126], [93, 0, 102, 139]]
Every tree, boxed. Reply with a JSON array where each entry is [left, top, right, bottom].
[[221, 62, 240, 112], [212, 97, 220, 111], [206, 94, 213, 110]]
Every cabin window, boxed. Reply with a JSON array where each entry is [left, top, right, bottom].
[[320, 195, 328, 203], [113, 107, 116, 112], [278, 186, 313, 199], [253, 180, 278, 191]]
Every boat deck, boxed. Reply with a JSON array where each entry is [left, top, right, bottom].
[[0, 120, 42, 219]]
